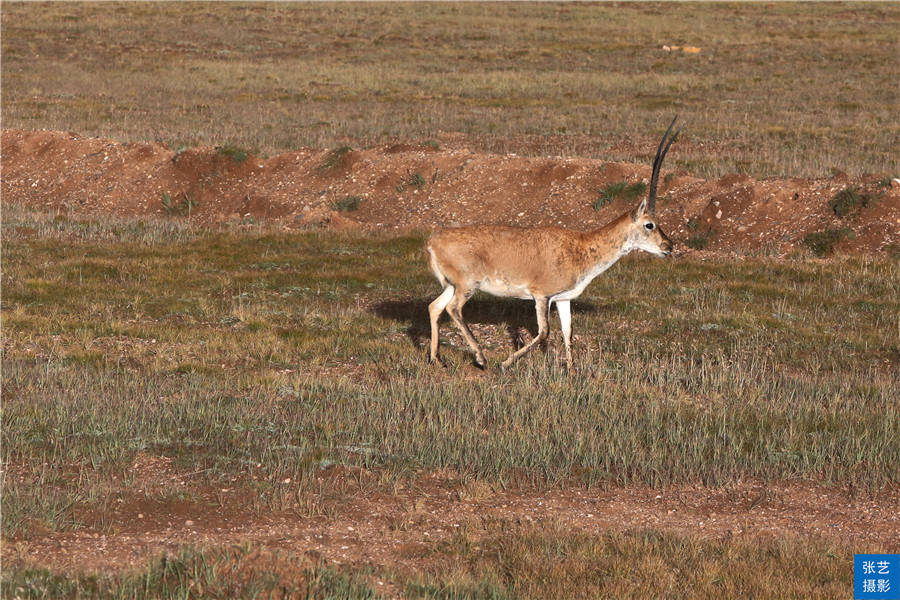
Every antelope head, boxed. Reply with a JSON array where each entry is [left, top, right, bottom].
[[627, 116, 680, 257]]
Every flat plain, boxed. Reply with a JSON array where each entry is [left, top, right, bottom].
[[2, 3, 899, 598]]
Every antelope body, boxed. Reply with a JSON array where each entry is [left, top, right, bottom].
[[426, 117, 681, 370]]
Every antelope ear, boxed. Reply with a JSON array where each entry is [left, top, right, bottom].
[[632, 197, 648, 221]]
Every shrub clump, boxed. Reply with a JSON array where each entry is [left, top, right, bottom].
[[334, 196, 363, 212], [803, 228, 850, 257], [829, 187, 870, 217], [319, 146, 353, 171], [594, 181, 647, 210], [161, 192, 198, 217], [686, 233, 711, 250], [216, 144, 249, 163]]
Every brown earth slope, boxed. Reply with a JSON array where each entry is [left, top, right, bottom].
[[3, 129, 899, 254]]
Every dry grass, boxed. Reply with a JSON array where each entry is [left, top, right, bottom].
[[3, 206, 898, 538], [2, 528, 851, 599], [1, 547, 380, 599], [3, 4, 899, 593], [3, 2, 898, 178], [407, 523, 851, 600]]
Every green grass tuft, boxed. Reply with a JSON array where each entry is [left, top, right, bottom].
[[686, 232, 712, 250], [803, 228, 850, 257], [334, 195, 364, 212], [215, 144, 249, 163], [829, 187, 868, 217], [594, 181, 646, 210], [160, 192, 198, 217], [320, 145, 353, 171]]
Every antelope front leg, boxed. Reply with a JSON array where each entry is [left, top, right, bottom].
[[445, 289, 487, 368], [556, 299, 573, 369], [500, 296, 549, 371]]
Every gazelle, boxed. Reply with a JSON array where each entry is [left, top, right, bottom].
[[425, 116, 681, 371]]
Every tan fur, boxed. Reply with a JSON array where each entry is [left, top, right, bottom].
[[425, 118, 681, 371], [426, 205, 672, 370]]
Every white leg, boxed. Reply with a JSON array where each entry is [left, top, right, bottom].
[[428, 285, 455, 363], [556, 300, 573, 368]]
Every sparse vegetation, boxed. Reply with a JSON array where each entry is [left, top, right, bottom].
[[3, 3, 897, 178], [5, 206, 899, 510], [829, 186, 871, 217], [686, 230, 713, 250], [160, 191, 198, 217], [594, 180, 646, 210], [319, 145, 353, 172], [334, 195, 363, 212], [215, 143, 249, 163], [4, 205, 899, 592], [1, 547, 380, 599], [803, 228, 850, 257], [0, 529, 853, 600], [405, 525, 851, 600]]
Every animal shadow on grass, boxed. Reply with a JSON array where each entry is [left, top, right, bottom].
[[370, 296, 599, 354]]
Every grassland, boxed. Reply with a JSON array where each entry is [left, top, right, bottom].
[[2, 205, 899, 596], [3, 3, 900, 596], [1, 530, 852, 599], [3, 2, 899, 178]]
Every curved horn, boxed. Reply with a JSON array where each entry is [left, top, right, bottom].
[[647, 116, 682, 214]]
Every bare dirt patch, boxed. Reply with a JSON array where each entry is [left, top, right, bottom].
[[4, 129, 899, 255], [4, 458, 899, 577]]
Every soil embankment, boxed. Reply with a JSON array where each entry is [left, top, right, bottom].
[[3, 129, 898, 255]]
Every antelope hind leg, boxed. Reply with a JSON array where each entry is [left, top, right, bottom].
[[500, 297, 550, 371], [428, 285, 455, 364]]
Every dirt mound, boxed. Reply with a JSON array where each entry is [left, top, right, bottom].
[[3, 129, 898, 255]]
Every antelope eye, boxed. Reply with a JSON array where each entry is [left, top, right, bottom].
[[644, 222, 655, 231]]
